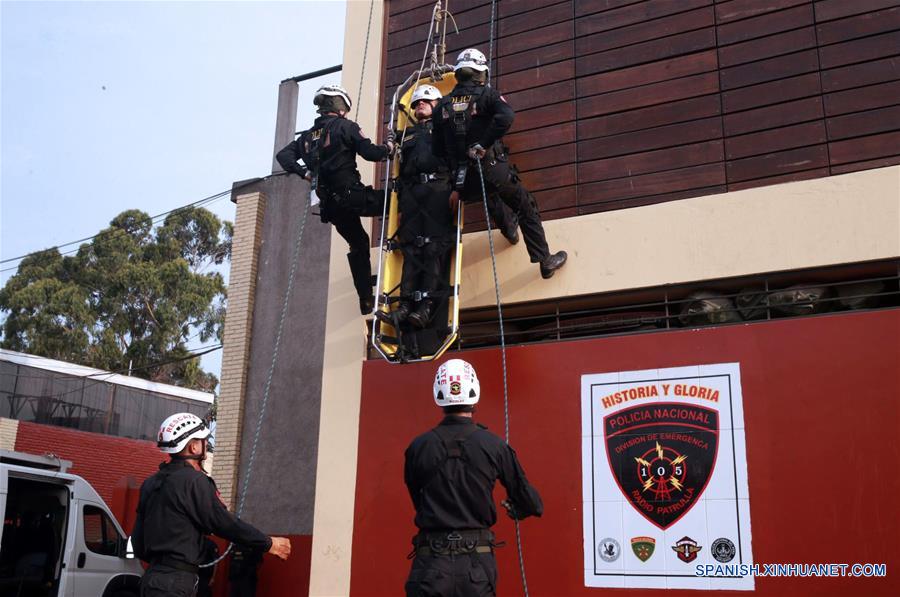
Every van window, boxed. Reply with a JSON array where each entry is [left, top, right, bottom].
[[83, 505, 121, 556]]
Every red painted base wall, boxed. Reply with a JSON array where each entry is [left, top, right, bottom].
[[210, 535, 312, 597], [13, 422, 313, 597], [351, 310, 900, 596]]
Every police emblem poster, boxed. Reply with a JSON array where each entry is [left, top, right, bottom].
[[581, 363, 754, 590]]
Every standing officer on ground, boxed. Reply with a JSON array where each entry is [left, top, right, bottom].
[[433, 48, 568, 279], [133, 413, 291, 597], [377, 84, 455, 329], [404, 359, 543, 596], [277, 84, 395, 315]]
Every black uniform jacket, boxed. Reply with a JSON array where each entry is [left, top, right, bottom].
[[132, 459, 271, 566], [404, 416, 543, 532], [399, 120, 449, 182], [276, 114, 389, 190], [432, 82, 515, 163]]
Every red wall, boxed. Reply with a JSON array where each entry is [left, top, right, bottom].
[[14, 421, 162, 528], [210, 535, 312, 597], [351, 309, 900, 596], [13, 422, 313, 597]]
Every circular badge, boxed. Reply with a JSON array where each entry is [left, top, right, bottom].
[[598, 538, 621, 562], [711, 538, 736, 563]]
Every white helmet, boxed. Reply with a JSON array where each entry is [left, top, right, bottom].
[[455, 48, 489, 72], [410, 84, 442, 106], [313, 84, 352, 109], [433, 359, 480, 407], [157, 413, 211, 454]]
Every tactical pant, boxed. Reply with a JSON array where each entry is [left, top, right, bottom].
[[141, 563, 198, 597], [319, 184, 386, 303], [405, 552, 498, 597], [462, 159, 550, 263], [398, 180, 454, 304], [484, 193, 518, 241]]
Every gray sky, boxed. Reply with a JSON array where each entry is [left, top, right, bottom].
[[1, 0, 348, 382]]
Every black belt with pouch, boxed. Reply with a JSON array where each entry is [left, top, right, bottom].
[[409, 529, 500, 558]]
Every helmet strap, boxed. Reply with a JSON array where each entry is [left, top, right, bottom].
[[172, 438, 207, 463]]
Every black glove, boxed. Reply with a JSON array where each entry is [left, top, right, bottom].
[[501, 499, 518, 520]]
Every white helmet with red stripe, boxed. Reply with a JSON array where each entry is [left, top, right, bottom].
[[433, 359, 480, 407], [157, 413, 210, 454]]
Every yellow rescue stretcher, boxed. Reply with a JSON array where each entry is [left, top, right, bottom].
[[371, 69, 462, 363]]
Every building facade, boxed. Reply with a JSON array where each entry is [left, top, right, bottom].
[[215, 1, 899, 595]]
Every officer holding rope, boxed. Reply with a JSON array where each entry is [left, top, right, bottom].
[[433, 49, 567, 279], [404, 360, 543, 596], [133, 413, 291, 597]]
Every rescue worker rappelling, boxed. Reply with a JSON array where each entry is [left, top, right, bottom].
[[276, 84, 396, 315], [433, 48, 568, 279], [133, 413, 291, 596], [404, 359, 543, 596], [377, 84, 455, 329]]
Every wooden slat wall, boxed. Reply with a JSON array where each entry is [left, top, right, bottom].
[[383, 0, 900, 229]]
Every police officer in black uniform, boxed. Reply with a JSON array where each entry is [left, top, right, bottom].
[[378, 84, 455, 329], [133, 413, 291, 597], [277, 84, 395, 315], [404, 359, 543, 596], [433, 48, 568, 279]]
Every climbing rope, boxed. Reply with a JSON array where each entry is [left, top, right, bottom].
[[357, 0, 376, 112], [475, 158, 530, 597], [197, 173, 310, 568], [487, 0, 497, 85], [373, 2, 443, 339]]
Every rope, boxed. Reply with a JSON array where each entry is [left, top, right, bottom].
[[199, 185, 311, 569], [475, 159, 529, 597], [487, 0, 497, 85], [356, 0, 376, 113], [373, 3, 442, 344]]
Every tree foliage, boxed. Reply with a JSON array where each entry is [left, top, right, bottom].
[[0, 207, 231, 392]]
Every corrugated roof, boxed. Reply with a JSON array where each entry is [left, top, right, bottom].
[[0, 348, 214, 404]]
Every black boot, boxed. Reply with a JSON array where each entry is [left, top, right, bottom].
[[540, 250, 568, 279], [347, 251, 375, 315], [407, 300, 435, 329], [375, 302, 411, 325], [359, 295, 374, 316], [501, 222, 520, 245]]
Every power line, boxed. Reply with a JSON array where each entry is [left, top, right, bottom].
[[0, 193, 231, 275], [0, 175, 268, 270]]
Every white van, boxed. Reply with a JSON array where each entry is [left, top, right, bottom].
[[0, 449, 143, 597]]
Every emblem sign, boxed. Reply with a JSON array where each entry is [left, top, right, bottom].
[[582, 363, 754, 590], [598, 538, 621, 562], [672, 536, 702, 563], [604, 403, 718, 529], [712, 538, 736, 563], [630, 536, 655, 562]]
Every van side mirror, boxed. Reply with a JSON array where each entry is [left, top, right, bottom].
[[122, 536, 135, 559]]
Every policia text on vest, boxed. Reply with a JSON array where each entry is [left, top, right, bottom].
[[432, 48, 567, 280]]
